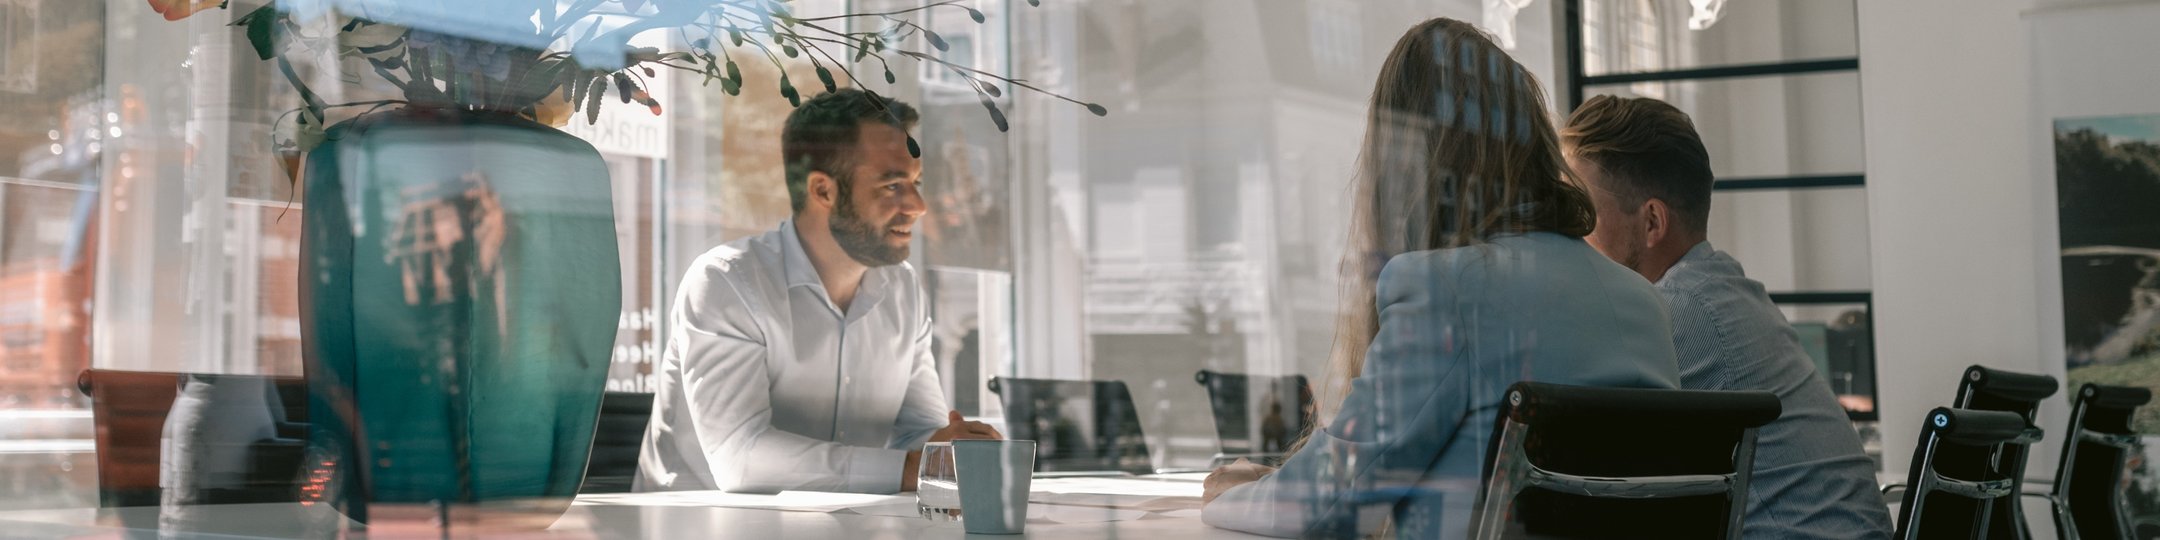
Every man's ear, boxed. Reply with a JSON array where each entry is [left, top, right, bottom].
[[1641, 198, 1672, 248], [806, 170, 840, 211]]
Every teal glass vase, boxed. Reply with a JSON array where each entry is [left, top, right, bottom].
[[298, 107, 619, 529]]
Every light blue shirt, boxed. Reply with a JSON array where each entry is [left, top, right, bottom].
[[1656, 241, 1892, 539], [635, 220, 948, 494], [1202, 233, 1681, 539]]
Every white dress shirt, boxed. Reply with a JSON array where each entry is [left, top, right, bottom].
[[635, 220, 948, 494]]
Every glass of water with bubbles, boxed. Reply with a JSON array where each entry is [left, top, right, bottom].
[[917, 442, 961, 520]]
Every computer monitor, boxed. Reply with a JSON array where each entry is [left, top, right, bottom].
[[985, 377, 1155, 475], [1773, 295, 1878, 422]]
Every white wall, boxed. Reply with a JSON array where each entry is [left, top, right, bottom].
[[1857, 0, 2056, 478]]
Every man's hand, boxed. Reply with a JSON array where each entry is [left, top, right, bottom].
[[928, 410, 1003, 442], [1203, 458, 1275, 504], [904, 411, 1004, 491]]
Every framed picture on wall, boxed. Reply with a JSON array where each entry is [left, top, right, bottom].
[[2054, 115, 2160, 432]]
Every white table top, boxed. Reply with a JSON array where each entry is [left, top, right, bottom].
[[0, 475, 1273, 539]]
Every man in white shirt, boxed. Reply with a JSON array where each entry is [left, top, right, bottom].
[[637, 89, 1000, 494]]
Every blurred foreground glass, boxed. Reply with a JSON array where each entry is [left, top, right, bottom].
[[917, 442, 960, 520]]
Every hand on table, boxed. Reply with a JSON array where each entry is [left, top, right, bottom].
[[904, 411, 1003, 491], [1203, 458, 1275, 504], [929, 410, 1003, 442]]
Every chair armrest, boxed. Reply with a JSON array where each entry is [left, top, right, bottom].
[[1881, 482, 1906, 496]]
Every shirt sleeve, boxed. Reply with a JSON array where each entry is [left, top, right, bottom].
[[889, 286, 950, 452], [1202, 252, 1472, 537], [675, 265, 908, 494]]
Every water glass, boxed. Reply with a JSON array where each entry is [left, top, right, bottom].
[[916, 442, 961, 520]]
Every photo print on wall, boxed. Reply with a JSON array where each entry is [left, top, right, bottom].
[[2056, 113, 2160, 424]]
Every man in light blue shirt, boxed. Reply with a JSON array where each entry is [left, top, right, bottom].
[[637, 89, 998, 495], [1562, 95, 1893, 539]]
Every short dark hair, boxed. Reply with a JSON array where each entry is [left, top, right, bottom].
[[781, 89, 921, 213], [1561, 95, 1715, 231]]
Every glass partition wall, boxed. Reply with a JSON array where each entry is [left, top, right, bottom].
[[0, 0, 1575, 515]]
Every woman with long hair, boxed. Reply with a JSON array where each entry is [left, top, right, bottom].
[[1198, 18, 1682, 539]]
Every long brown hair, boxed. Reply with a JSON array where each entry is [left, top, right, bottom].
[[1313, 18, 1593, 426]]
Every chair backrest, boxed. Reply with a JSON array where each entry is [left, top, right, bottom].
[[580, 391, 655, 494], [1470, 382, 1781, 540], [2052, 384, 2150, 540], [1950, 365, 2060, 540], [986, 377, 1153, 474], [1897, 407, 2038, 540], [1192, 370, 1313, 462], [78, 369, 308, 509]]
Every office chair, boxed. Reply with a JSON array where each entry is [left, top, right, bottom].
[[1895, 407, 2039, 539], [1951, 365, 2060, 540], [2049, 383, 2150, 540], [1469, 382, 1781, 540], [986, 377, 1154, 474], [579, 391, 655, 494], [1193, 370, 1313, 467]]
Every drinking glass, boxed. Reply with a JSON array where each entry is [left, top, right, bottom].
[[917, 442, 961, 520]]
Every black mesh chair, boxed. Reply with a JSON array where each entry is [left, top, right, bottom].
[[2049, 384, 2151, 540], [1469, 382, 1781, 540], [1896, 407, 2040, 539], [1950, 365, 2061, 540], [579, 392, 654, 493], [1193, 370, 1313, 467], [987, 377, 1153, 475]]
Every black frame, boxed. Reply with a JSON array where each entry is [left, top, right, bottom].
[[1561, 0, 1866, 192]]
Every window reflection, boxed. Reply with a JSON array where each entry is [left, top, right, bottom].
[[1, 0, 1560, 512]]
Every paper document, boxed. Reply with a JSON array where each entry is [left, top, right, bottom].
[[844, 502, 1148, 524], [576, 490, 913, 513]]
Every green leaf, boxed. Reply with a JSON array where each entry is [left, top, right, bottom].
[[782, 43, 798, 58], [925, 30, 948, 52], [1086, 103, 1109, 117], [613, 72, 637, 104], [815, 65, 836, 93], [979, 94, 1007, 132], [721, 76, 741, 96], [779, 73, 799, 107], [906, 135, 921, 158], [884, 67, 895, 84], [566, 69, 585, 105], [725, 60, 741, 84], [586, 77, 608, 124], [964, 6, 985, 23], [237, 5, 279, 60], [853, 44, 871, 62], [1026, 0, 1040, 6], [691, 38, 710, 50], [519, 57, 574, 104], [729, 29, 746, 47]]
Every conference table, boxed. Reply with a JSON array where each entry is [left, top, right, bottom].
[[0, 474, 1275, 539]]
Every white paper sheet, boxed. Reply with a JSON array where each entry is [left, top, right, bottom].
[[845, 502, 1150, 524], [575, 490, 914, 513], [1030, 476, 1206, 498]]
